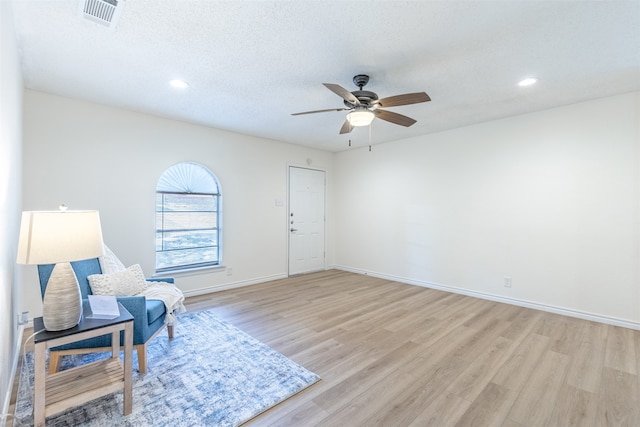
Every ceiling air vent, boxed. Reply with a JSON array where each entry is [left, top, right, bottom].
[[78, 0, 125, 29]]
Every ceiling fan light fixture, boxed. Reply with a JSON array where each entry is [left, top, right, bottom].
[[170, 79, 189, 89], [518, 77, 538, 87], [292, 75, 429, 134], [347, 109, 375, 127]]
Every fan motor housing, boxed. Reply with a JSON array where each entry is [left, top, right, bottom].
[[344, 90, 378, 107]]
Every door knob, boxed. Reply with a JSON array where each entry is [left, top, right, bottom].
[[290, 228, 298, 232]]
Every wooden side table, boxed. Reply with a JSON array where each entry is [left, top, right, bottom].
[[32, 302, 134, 427]]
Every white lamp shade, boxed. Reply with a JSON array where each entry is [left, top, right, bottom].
[[17, 210, 104, 265], [347, 109, 375, 127]]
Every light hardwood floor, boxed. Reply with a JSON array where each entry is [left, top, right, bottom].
[[8, 269, 640, 426], [185, 270, 640, 427]]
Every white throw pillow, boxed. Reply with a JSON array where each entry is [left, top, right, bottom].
[[88, 264, 148, 296], [99, 244, 127, 274]]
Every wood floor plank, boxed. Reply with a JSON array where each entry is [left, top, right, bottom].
[[451, 317, 511, 361], [311, 340, 423, 414], [547, 383, 597, 427], [411, 311, 477, 347], [595, 367, 640, 427], [365, 354, 472, 426], [446, 336, 514, 401], [491, 332, 550, 392], [398, 325, 479, 378], [317, 371, 417, 426], [566, 320, 608, 393], [501, 419, 525, 427], [254, 400, 330, 426], [604, 325, 637, 375], [499, 306, 543, 341], [533, 312, 585, 355], [453, 382, 518, 427], [407, 391, 472, 427], [507, 350, 570, 426]]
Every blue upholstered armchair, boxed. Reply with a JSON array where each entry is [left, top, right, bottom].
[[37, 258, 174, 374]]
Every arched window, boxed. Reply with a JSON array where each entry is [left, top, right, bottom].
[[155, 162, 221, 272]]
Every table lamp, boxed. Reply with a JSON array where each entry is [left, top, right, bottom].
[[17, 208, 104, 331]]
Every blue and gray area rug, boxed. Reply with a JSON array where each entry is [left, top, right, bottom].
[[15, 310, 320, 426]]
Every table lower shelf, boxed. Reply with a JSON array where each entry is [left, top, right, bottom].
[[45, 358, 125, 417]]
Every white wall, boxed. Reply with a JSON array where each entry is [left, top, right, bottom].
[[0, 0, 24, 416], [334, 92, 640, 327], [21, 90, 334, 317]]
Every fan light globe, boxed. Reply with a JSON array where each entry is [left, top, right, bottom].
[[518, 77, 538, 87], [347, 109, 375, 127]]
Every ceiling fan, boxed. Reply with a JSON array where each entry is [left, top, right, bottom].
[[292, 74, 431, 134]]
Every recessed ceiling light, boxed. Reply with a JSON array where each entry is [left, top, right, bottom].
[[518, 77, 538, 87], [170, 79, 189, 89]]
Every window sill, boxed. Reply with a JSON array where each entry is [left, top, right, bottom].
[[153, 264, 226, 278]]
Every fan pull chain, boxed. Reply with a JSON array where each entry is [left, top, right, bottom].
[[368, 121, 372, 152]]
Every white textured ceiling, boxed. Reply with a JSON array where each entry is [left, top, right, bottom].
[[11, 0, 640, 152]]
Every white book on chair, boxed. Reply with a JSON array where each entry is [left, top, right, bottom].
[[86, 295, 120, 319]]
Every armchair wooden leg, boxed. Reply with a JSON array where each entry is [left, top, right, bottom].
[[135, 344, 147, 374], [168, 324, 174, 339], [48, 351, 62, 374]]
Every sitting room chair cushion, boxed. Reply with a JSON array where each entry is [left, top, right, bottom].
[[146, 299, 166, 325]]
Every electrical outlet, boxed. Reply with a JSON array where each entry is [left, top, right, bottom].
[[226, 268, 233, 276], [17, 311, 29, 325], [504, 277, 512, 288]]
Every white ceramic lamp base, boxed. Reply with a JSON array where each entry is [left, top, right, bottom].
[[42, 262, 83, 331]]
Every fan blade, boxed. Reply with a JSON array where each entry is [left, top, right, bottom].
[[292, 108, 349, 116], [374, 109, 417, 127], [323, 83, 360, 106], [339, 120, 354, 134], [377, 92, 431, 108]]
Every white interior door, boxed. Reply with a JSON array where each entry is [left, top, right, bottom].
[[288, 167, 326, 275]]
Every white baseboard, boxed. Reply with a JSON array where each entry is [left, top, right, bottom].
[[332, 265, 640, 331], [2, 324, 24, 424], [182, 273, 289, 298]]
